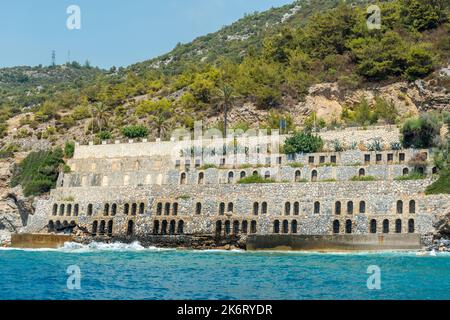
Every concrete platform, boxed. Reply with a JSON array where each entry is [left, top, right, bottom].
[[11, 234, 73, 249], [246, 234, 422, 251]]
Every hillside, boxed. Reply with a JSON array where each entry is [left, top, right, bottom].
[[129, 0, 361, 75], [0, 0, 448, 152]]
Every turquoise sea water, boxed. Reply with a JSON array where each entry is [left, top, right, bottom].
[[0, 242, 449, 300]]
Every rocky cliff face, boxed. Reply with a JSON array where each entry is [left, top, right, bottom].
[[0, 161, 33, 243]]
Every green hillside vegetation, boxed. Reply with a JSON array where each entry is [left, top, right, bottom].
[[10, 148, 65, 196], [0, 0, 448, 142]]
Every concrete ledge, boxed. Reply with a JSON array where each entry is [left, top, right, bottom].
[[11, 234, 73, 249], [246, 234, 422, 251]]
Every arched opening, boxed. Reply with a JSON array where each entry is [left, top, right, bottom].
[[52, 204, 58, 216], [262, 202, 268, 214], [59, 204, 65, 216], [311, 170, 318, 182], [240, 171, 246, 179], [88, 204, 93, 216], [295, 170, 301, 182], [219, 202, 225, 215], [164, 203, 170, 216], [250, 221, 257, 234], [418, 167, 424, 175], [156, 203, 162, 215], [383, 219, 390, 234], [124, 203, 130, 215], [173, 203, 179, 216], [432, 167, 438, 175], [48, 221, 55, 233], [345, 220, 352, 234], [409, 200, 416, 214], [153, 220, 160, 234], [397, 200, 403, 214], [347, 201, 353, 215], [74, 204, 79, 217], [227, 202, 234, 213], [335, 201, 341, 215], [92, 221, 98, 236], [180, 172, 187, 185], [403, 168, 409, 176], [359, 168, 366, 177], [63, 221, 69, 228], [131, 203, 137, 216], [282, 220, 289, 234], [285, 202, 291, 215], [294, 202, 300, 215], [169, 220, 176, 235], [161, 220, 168, 235], [111, 204, 117, 216], [408, 219, 415, 233], [314, 201, 320, 214], [370, 219, 377, 234], [291, 220, 298, 234], [215, 221, 222, 236], [395, 219, 402, 233], [224, 220, 231, 235], [107, 220, 113, 236], [359, 201, 366, 214], [253, 202, 259, 215], [228, 172, 234, 184], [233, 220, 240, 234], [264, 171, 271, 179], [198, 172, 205, 185], [139, 203, 145, 215], [55, 221, 62, 231], [127, 220, 134, 236], [333, 220, 340, 234], [99, 220, 106, 235], [177, 220, 184, 234], [67, 204, 72, 216], [196, 202, 202, 215], [273, 220, 280, 234], [104, 203, 110, 216], [242, 220, 248, 234]]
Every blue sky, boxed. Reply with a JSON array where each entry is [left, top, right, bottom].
[[0, 0, 294, 69]]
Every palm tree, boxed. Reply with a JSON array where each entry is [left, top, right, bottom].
[[149, 113, 172, 139], [90, 102, 109, 134]]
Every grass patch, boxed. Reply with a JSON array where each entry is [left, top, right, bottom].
[[318, 162, 337, 167], [426, 170, 450, 195], [320, 178, 337, 182], [350, 175, 377, 182], [288, 162, 304, 168], [394, 171, 426, 181], [238, 175, 276, 184], [198, 164, 218, 170]]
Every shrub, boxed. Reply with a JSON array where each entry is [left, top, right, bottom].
[[64, 141, 75, 158], [0, 123, 7, 138], [426, 169, 450, 195], [401, 114, 441, 148], [97, 131, 112, 140], [11, 148, 64, 197], [283, 131, 324, 154], [395, 171, 426, 181], [121, 125, 149, 139]]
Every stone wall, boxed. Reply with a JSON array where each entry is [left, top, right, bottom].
[[25, 180, 447, 239], [62, 148, 432, 188]]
